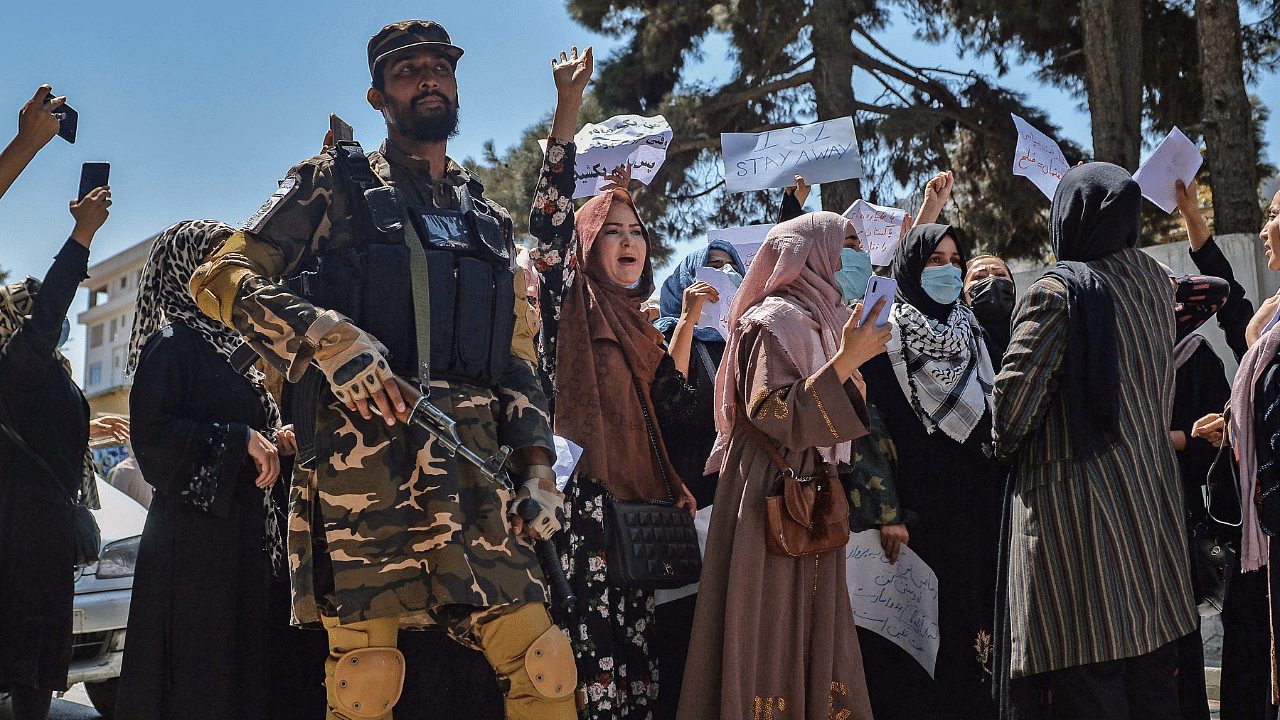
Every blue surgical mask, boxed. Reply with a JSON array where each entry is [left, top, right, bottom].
[[835, 248, 873, 304], [58, 318, 71, 347], [921, 265, 964, 305], [717, 264, 744, 288]]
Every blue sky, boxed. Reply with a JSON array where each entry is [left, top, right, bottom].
[[1, 1, 1276, 383]]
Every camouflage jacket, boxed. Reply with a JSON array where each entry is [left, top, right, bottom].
[[196, 140, 553, 626]]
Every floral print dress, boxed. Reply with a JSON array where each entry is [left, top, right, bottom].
[[530, 137, 696, 719]]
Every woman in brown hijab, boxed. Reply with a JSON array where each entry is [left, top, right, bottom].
[[528, 47, 700, 719], [677, 212, 890, 720]]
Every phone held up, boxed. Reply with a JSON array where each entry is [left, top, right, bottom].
[[78, 162, 110, 202], [859, 276, 897, 328], [42, 91, 77, 144]]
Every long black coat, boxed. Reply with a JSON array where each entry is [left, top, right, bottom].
[[0, 240, 90, 692], [115, 323, 276, 720]]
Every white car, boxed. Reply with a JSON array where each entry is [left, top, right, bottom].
[[67, 478, 146, 719]]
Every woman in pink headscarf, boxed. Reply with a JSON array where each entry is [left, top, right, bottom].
[[677, 212, 891, 720]]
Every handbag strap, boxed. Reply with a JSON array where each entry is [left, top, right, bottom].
[[736, 396, 795, 477], [631, 375, 677, 505], [694, 340, 717, 387], [1205, 405, 1244, 528]]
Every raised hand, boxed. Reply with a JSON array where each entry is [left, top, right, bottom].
[[552, 46, 593, 99], [17, 85, 64, 150], [600, 163, 633, 192], [785, 174, 811, 207], [70, 187, 112, 248]]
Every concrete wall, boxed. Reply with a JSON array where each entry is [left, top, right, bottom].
[[1011, 233, 1266, 379]]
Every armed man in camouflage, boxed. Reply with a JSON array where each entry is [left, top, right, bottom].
[[190, 20, 576, 720]]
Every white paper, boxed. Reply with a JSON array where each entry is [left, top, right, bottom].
[[707, 224, 774, 269], [843, 199, 907, 266], [846, 530, 941, 677], [538, 114, 672, 199], [692, 267, 739, 341], [655, 504, 714, 605], [551, 436, 584, 493], [721, 117, 863, 193], [1134, 127, 1203, 213], [1011, 114, 1070, 201]]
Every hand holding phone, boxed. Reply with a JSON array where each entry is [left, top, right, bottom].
[[858, 276, 897, 328]]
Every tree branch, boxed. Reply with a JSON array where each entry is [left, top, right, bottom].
[[701, 69, 816, 114]]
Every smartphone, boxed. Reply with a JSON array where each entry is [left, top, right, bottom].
[[330, 113, 354, 144], [42, 92, 77, 144], [78, 162, 110, 201], [858, 276, 897, 328]]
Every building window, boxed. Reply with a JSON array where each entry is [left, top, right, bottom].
[[88, 286, 107, 308], [109, 318, 117, 343], [89, 362, 102, 386], [119, 276, 127, 290], [89, 324, 104, 348]]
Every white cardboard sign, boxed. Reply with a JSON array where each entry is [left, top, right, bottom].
[[843, 199, 907, 266], [1011, 114, 1070, 201], [708, 224, 775, 269], [1134, 127, 1203, 213], [539, 115, 672, 199], [846, 529, 941, 677], [721, 117, 863, 193], [692, 267, 740, 341]]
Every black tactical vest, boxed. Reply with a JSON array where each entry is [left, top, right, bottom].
[[288, 141, 516, 390]]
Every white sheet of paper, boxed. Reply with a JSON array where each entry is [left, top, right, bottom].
[[655, 504, 713, 605], [1134, 127, 1203, 213], [551, 436, 584, 493], [846, 529, 941, 677], [708, 224, 774, 269], [843, 199, 907, 266], [721, 117, 863, 193], [692, 267, 739, 341], [538, 114, 672, 199], [1010, 114, 1070, 201]]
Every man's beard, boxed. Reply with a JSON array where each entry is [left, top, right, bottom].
[[390, 90, 460, 143]]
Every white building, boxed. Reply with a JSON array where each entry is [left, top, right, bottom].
[[77, 234, 158, 416]]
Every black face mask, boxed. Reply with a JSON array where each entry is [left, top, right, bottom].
[[968, 276, 1016, 327]]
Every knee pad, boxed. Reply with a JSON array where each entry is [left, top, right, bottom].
[[332, 647, 405, 719], [477, 603, 577, 702]]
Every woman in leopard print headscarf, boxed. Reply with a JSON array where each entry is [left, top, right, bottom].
[[115, 219, 305, 720]]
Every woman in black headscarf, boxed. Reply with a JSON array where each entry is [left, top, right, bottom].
[[857, 223, 1003, 720]]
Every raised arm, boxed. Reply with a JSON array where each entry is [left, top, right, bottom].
[[1179, 180, 1255, 359], [914, 171, 954, 226], [0, 85, 64, 202], [529, 46, 593, 386]]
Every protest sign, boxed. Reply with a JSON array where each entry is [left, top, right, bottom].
[[708, 223, 774, 269], [846, 530, 941, 677], [552, 436, 584, 493], [654, 504, 713, 605], [844, 199, 907, 266], [721, 117, 863, 193], [538, 114, 672, 199], [1011, 114, 1070, 201], [693, 267, 740, 341], [1134, 127, 1203, 213]]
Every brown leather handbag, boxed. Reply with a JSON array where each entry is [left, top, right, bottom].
[[739, 402, 850, 558]]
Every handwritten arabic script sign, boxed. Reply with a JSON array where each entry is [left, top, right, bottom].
[[1134, 127, 1203, 213], [845, 530, 941, 677], [1011, 114, 1070, 201], [707, 223, 774, 269], [539, 115, 672, 199], [721, 117, 863, 194], [844, 199, 906, 266]]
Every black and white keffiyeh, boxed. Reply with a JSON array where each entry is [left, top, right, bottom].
[[888, 300, 994, 442], [127, 219, 286, 575]]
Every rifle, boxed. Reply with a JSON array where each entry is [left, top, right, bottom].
[[383, 377, 576, 610]]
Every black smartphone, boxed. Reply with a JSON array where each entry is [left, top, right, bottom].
[[55, 103, 78, 144], [42, 92, 77, 144], [78, 162, 110, 201]]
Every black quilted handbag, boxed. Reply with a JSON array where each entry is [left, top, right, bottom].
[[1192, 426, 1242, 617], [603, 378, 702, 590]]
